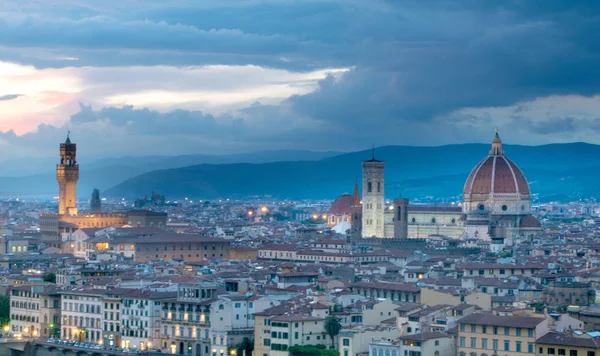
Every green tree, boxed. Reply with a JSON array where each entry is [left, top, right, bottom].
[[236, 337, 254, 356], [323, 316, 342, 350], [0, 295, 9, 326], [43, 272, 56, 283], [289, 345, 338, 356]]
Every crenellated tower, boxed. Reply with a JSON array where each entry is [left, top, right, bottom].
[[56, 133, 79, 216]]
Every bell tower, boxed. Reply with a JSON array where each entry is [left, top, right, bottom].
[[361, 147, 385, 237], [56, 132, 79, 216]]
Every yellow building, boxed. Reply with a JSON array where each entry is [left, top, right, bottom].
[[457, 313, 549, 356], [536, 332, 600, 356]]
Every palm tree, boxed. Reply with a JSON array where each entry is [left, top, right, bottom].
[[323, 316, 342, 350]]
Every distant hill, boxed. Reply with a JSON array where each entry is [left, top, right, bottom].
[[0, 150, 340, 196], [104, 142, 600, 201]]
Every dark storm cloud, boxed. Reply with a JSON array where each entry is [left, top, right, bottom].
[[2, 0, 600, 155]]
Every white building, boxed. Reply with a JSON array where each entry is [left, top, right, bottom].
[[60, 289, 104, 343], [120, 289, 176, 351], [9, 285, 61, 338]]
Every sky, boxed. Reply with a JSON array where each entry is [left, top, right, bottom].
[[1, 0, 600, 159]]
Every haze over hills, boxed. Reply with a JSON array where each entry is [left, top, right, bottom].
[[105, 142, 600, 201], [0, 150, 339, 196]]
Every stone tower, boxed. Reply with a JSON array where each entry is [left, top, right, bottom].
[[90, 188, 101, 213], [56, 133, 79, 216], [350, 180, 362, 243], [393, 198, 409, 238], [361, 148, 385, 237]]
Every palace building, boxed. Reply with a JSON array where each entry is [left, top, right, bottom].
[[332, 130, 542, 245], [40, 134, 168, 249]]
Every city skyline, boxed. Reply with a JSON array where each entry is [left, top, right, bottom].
[[1, 1, 600, 158]]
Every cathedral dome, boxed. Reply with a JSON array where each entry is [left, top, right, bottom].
[[462, 130, 531, 216], [329, 194, 354, 215], [463, 131, 530, 197]]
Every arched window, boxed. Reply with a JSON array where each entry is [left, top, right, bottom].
[[435, 341, 439, 346], [378, 349, 383, 356]]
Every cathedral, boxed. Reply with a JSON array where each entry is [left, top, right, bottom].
[[40, 134, 168, 249], [328, 130, 542, 246]]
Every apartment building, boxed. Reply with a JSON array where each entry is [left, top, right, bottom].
[[9, 285, 61, 338], [457, 313, 549, 356], [347, 282, 421, 303], [120, 289, 176, 351], [536, 332, 600, 356], [60, 289, 104, 343]]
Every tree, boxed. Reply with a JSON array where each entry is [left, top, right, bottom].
[[0, 295, 9, 327], [236, 337, 254, 356], [43, 272, 56, 283], [323, 316, 342, 350]]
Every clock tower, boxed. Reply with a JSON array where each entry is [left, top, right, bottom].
[[56, 133, 79, 216]]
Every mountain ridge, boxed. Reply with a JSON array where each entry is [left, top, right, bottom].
[[104, 142, 600, 201]]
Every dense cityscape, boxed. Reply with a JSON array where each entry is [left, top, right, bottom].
[[3, 1, 600, 356], [0, 131, 598, 356]]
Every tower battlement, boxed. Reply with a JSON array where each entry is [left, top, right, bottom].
[[56, 133, 79, 216]]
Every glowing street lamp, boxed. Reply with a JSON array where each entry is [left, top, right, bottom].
[[260, 206, 268, 213]]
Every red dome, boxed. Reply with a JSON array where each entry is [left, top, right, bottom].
[[464, 131, 530, 196], [464, 156, 530, 196], [329, 194, 354, 215], [520, 215, 541, 228]]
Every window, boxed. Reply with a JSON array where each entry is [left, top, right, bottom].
[[481, 339, 487, 350], [504, 341, 509, 351], [516, 328, 521, 336], [377, 182, 381, 193], [516, 342, 521, 353], [368, 182, 372, 193], [470, 338, 476, 348], [504, 327, 510, 335], [588, 352, 596, 356], [528, 344, 533, 353], [493, 327, 498, 334], [569, 351, 577, 356], [459, 337, 465, 348], [343, 339, 350, 346], [482, 326, 487, 334], [492, 340, 498, 351], [470, 324, 476, 332], [548, 348, 555, 355], [528, 329, 534, 337], [460, 324, 465, 332], [558, 350, 566, 356]]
